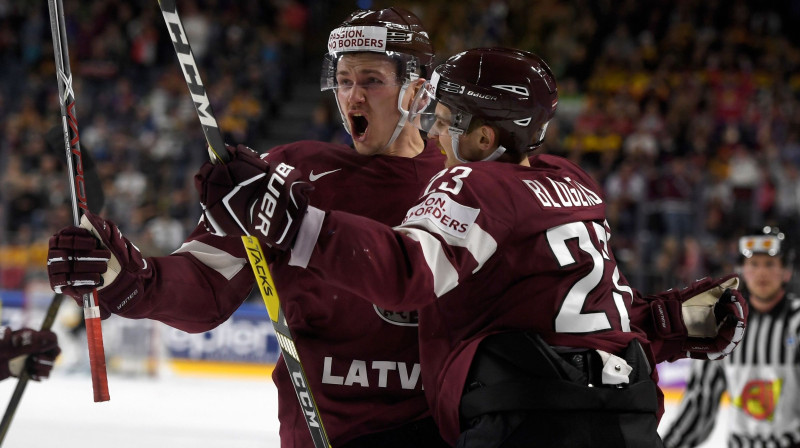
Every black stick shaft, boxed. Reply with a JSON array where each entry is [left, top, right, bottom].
[[157, 0, 228, 163], [0, 294, 65, 446]]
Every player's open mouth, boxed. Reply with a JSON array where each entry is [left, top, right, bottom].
[[350, 113, 368, 139]]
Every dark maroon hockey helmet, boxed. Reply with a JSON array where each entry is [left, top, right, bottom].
[[321, 7, 435, 90], [414, 47, 558, 155]]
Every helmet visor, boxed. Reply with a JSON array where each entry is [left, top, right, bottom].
[[320, 52, 339, 91], [321, 25, 422, 91], [321, 51, 419, 92], [408, 81, 472, 137]]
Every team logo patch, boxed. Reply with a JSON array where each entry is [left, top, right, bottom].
[[328, 26, 387, 54], [401, 192, 479, 239], [734, 379, 782, 421], [386, 30, 411, 43], [430, 71, 464, 96], [374, 305, 419, 327]]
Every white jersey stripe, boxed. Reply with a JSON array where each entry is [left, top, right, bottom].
[[787, 304, 800, 364], [397, 219, 497, 272], [397, 219, 498, 298], [399, 228, 459, 297], [173, 240, 246, 280]]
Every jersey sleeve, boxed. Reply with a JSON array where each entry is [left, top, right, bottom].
[[661, 360, 726, 448], [295, 158, 691, 360], [301, 209, 453, 311], [115, 224, 255, 333], [301, 167, 510, 311], [624, 281, 688, 364]]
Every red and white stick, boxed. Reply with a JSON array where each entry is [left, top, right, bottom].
[[47, 0, 110, 402]]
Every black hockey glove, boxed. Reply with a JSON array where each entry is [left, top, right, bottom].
[[194, 144, 313, 250]]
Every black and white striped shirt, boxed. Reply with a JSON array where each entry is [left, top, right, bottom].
[[663, 292, 800, 448]]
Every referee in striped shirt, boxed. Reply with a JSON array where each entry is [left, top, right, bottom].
[[663, 226, 800, 448]]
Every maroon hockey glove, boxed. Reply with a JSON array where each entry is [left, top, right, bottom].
[[648, 274, 747, 361], [194, 144, 313, 250], [48, 212, 148, 319], [0, 327, 61, 381]]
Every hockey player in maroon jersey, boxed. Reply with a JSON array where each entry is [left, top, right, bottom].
[[193, 48, 749, 447], [47, 7, 450, 448], [46, 13, 746, 448]]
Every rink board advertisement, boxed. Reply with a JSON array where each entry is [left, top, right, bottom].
[[161, 304, 281, 364], [0, 288, 280, 377]]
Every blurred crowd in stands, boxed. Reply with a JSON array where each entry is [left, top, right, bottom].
[[1, 0, 799, 294]]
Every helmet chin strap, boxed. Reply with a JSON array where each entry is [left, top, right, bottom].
[[381, 81, 411, 152], [333, 93, 351, 135], [451, 131, 507, 163]]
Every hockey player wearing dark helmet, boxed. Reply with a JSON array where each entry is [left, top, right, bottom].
[[321, 7, 435, 156], [664, 227, 799, 447], [47, 6, 450, 448], [408, 47, 557, 166], [195, 47, 747, 447]]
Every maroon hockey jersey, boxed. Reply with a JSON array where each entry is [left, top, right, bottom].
[[115, 140, 446, 448], [298, 154, 663, 444], [263, 140, 446, 447]]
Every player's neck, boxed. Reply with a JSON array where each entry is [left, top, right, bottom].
[[382, 128, 425, 158]]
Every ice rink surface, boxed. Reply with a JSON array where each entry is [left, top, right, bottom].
[[0, 372, 728, 448], [0, 373, 279, 448]]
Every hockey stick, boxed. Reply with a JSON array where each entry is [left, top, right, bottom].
[[0, 294, 64, 446], [47, 0, 110, 403], [0, 134, 106, 444], [240, 237, 331, 446], [157, 2, 331, 447]]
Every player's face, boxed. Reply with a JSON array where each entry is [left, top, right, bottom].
[[427, 103, 486, 168], [426, 103, 455, 167], [427, 103, 461, 168], [335, 54, 407, 156], [741, 254, 789, 311]]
